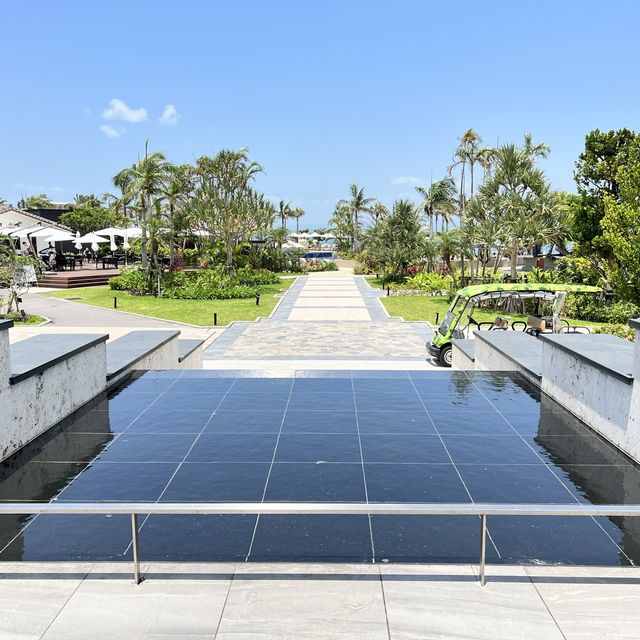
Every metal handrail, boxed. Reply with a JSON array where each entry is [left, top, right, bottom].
[[3, 502, 640, 586]]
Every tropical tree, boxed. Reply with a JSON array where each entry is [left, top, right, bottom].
[[337, 183, 375, 250], [415, 177, 457, 236], [162, 163, 194, 266], [329, 203, 353, 251], [369, 202, 389, 224], [187, 148, 272, 272], [17, 194, 55, 209], [113, 143, 170, 270], [477, 138, 565, 280], [365, 200, 424, 277], [277, 200, 292, 229], [289, 207, 305, 233]]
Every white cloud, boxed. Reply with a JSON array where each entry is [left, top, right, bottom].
[[102, 98, 148, 123], [99, 124, 124, 139], [158, 104, 180, 126], [390, 176, 422, 187]]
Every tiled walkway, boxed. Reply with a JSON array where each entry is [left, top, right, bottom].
[[4, 562, 639, 639], [204, 272, 434, 369]]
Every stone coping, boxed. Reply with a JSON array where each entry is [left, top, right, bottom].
[[473, 330, 542, 379], [178, 338, 205, 363], [629, 318, 640, 331], [539, 333, 634, 384], [0, 319, 14, 332], [10, 333, 108, 385], [106, 330, 180, 380], [452, 338, 475, 361]]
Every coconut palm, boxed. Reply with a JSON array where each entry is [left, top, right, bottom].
[[337, 184, 375, 251], [289, 207, 305, 233], [415, 177, 457, 236], [113, 143, 170, 269], [162, 163, 194, 266], [277, 200, 292, 229], [369, 202, 389, 224]]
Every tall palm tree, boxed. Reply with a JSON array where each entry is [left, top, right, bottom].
[[337, 184, 375, 251], [415, 177, 457, 236], [114, 142, 170, 269], [369, 202, 389, 225], [162, 163, 194, 266], [289, 207, 305, 233], [277, 200, 292, 229]]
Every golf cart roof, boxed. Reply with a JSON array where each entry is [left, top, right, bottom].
[[456, 283, 602, 300]]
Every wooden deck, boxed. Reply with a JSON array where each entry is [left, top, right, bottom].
[[37, 265, 121, 289]]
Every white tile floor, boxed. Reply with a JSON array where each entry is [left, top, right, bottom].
[[3, 562, 639, 639]]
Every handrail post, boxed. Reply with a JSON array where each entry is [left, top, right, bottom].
[[131, 513, 141, 585], [479, 514, 487, 586]]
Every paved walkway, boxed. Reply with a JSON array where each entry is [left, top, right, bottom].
[[6, 289, 215, 343], [204, 272, 435, 370], [2, 561, 638, 639]]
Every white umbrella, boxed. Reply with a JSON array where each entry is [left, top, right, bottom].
[[29, 226, 60, 238], [323, 232, 336, 239], [124, 226, 142, 238], [74, 231, 82, 250], [289, 233, 301, 238], [78, 232, 109, 252], [122, 230, 130, 251], [42, 230, 78, 242], [95, 227, 126, 237], [308, 232, 322, 238]]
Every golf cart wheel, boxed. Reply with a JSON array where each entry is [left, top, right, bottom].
[[439, 345, 453, 368]]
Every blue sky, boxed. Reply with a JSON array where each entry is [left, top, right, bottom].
[[2, 0, 639, 229]]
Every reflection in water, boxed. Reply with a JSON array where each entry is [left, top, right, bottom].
[[0, 395, 115, 559]]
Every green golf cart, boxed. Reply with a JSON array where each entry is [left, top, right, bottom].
[[426, 283, 602, 367]]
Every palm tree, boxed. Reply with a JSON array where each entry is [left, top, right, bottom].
[[162, 163, 194, 266], [337, 184, 375, 251], [268, 226, 288, 250], [114, 142, 170, 270], [369, 202, 389, 225], [288, 207, 305, 233], [479, 137, 561, 280], [277, 200, 292, 229], [415, 177, 457, 236]]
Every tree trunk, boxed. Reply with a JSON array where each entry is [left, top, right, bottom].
[[225, 239, 234, 273], [140, 198, 148, 269], [510, 239, 518, 281], [459, 164, 466, 287], [296, 217, 300, 234], [169, 203, 175, 268]]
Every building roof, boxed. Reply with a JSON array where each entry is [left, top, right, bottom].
[[0, 205, 72, 231]]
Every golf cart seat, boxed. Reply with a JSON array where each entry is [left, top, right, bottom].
[[477, 315, 510, 331]]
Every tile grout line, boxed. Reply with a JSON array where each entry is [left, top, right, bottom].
[[523, 566, 569, 640], [350, 375, 376, 563], [121, 375, 239, 557], [212, 561, 237, 639], [408, 374, 503, 560], [377, 565, 393, 640], [466, 373, 634, 565], [37, 562, 95, 639], [245, 377, 295, 560]]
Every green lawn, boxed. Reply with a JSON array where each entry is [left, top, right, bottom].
[[380, 295, 607, 329], [49, 280, 294, 326]]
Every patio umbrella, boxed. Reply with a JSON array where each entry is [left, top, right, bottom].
[[78, 232, 109, 252], [323, 232, 336, 239], [94, 227, 126, 237], [122, 230, 130, 251], [42, 230, 77, 242], [74, 231, 82, 250], [9, 225, 46, 238], [298, 232, 310, 238], [29, 226, 60, 238], [123, 226, 142, 238]]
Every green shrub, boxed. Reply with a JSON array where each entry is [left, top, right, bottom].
[[235, 267, 280, 286], [593, 324, 636, 341], [568, 299, 640, 324], [555, 257, 603, 286], [400, 272, 452, 293], [109, 267, 152, 295]]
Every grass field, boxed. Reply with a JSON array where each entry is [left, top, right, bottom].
[[49, 280, 295, 326], [2, 314, 47, 326]]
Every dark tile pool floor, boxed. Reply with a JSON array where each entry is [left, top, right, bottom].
[[1, 370, 640, 565]]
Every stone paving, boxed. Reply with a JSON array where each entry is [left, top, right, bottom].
[[2, 562, 639, 639], [203, 272, 434, 368]]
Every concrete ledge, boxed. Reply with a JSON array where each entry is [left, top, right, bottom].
[[106, 330, 180, 380], [629, 318, 640, 331], [539, 334, 634, 384], [178, 339, 204, 363], [452, 339, 475, 371], [474, 331, 542, 381], [0, 319, 14, 332], [10, 334, 109, 385]]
